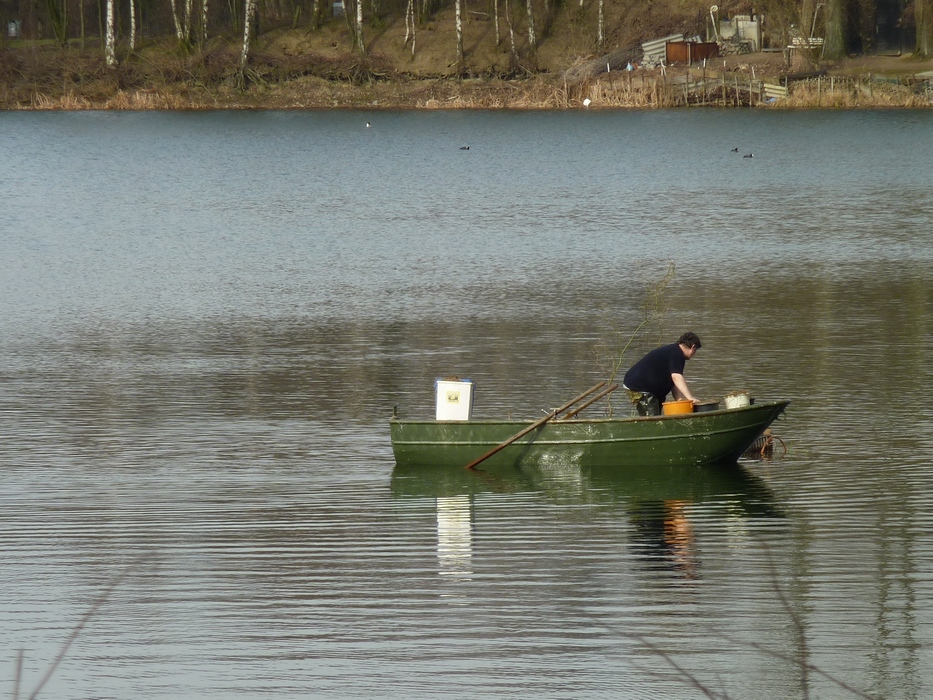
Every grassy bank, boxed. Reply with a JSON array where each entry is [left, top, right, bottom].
[[3, 27, 932, 110], [9, 68, 932, 110]]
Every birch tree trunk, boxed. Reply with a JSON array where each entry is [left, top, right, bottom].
[[505, 0, 516, 55], [494, 0, 500, 46], [240, 0, 256, 73], [170, 0, 185, 40], [129, 0, 136, 50], [404, 0, 416, 53], [184, 0, 194, 40], [356, 0, 366, 53], [105, 0, 116, 66], [597, 0, 604, 49], [201, 0, 209, 42], [525, 0, 536, 53], [455, 0, 463, 65]]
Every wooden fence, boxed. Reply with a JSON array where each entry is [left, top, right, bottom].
[[581, 69, 781, 107], [662, 69, 787, 107], [587, 69, 928, 108]]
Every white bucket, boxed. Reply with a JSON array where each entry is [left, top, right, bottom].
[[435, 378, 475, 420], [724, 392, 750, 409]]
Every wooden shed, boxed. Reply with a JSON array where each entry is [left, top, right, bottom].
[[666, 41, 719, 64]]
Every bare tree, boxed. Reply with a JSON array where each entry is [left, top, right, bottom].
[[455, 0, 464, 65], [342, 0, 366, 53], [404, 0, 416, 53], [105, 0, 117, 66], [800, 0, 817, 39], [201, 0, 210, 42], [167, 0, 200, 45], [44, 0, 68, 46], [822, 0, 846, 58], [240, 0, 257, 73], [129, 0, 137, 50], [170, 0, 187, 41], [597, 0, 605, 49], [525, 0, 536, 53], [356, 0, 365, 52], [504, 0, 517, 55], [185, 0, 194, 41], [919, 0, 933, 56]]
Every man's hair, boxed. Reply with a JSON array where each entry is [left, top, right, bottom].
[[678, 332, 702, 350]]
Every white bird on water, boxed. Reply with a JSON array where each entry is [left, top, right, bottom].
[[583, 98, 592, 107]]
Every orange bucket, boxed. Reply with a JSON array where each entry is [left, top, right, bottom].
[[662, 399, 694, 415]]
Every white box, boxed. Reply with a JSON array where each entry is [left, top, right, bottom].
[[435, 379, 474, 421]]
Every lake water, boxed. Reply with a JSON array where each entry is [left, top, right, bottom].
[[2, 108, 933, 699]]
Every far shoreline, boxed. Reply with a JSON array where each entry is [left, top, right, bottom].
[[3, 39, 932, 111], [8, 72, 932, 111]]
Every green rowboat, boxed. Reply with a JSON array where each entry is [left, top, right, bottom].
[[390, 399, 790, 468]]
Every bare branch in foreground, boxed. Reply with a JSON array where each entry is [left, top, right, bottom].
[[22, 559, 145, 700]]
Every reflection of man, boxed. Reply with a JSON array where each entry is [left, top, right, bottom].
[[662, 500, 696, 579], [627, 500, 698, 579], [623, 332, 702, 416]]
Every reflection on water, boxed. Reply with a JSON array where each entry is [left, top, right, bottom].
[[436, 495, 474, 580], [3, 109, 933, 699], [394, 461, 784, 589], [628, 500, 698, 580], [393, 460, 783, 513]]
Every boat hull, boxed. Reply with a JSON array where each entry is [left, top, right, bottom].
[[390, 400, 790, 468]]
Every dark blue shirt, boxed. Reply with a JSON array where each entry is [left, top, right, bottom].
[[623, 343, 687, 400]]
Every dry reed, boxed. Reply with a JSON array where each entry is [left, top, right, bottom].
[[3, 44, 930, 110], [777, 76, 930, 109]]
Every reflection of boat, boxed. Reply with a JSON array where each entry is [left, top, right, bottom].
[[392, 461, 784, 582], [390, 460, 783, 520], [390, 400, 790, 469], [435, 495, 473, 579]]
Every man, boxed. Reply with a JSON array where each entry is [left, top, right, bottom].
[[623, 332, 702, 416]]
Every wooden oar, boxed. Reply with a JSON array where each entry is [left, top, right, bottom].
[[464, 382, 606, 470], [558, 383, 618, 420]]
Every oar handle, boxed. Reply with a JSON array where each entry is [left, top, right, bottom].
[[464, 382, 606, 470], [559, 383, 618, 420]]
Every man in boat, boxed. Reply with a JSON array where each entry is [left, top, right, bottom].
[[622, 332, 702, 416]]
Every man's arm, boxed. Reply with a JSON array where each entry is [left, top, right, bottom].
[[670, 373, 696, 402]]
